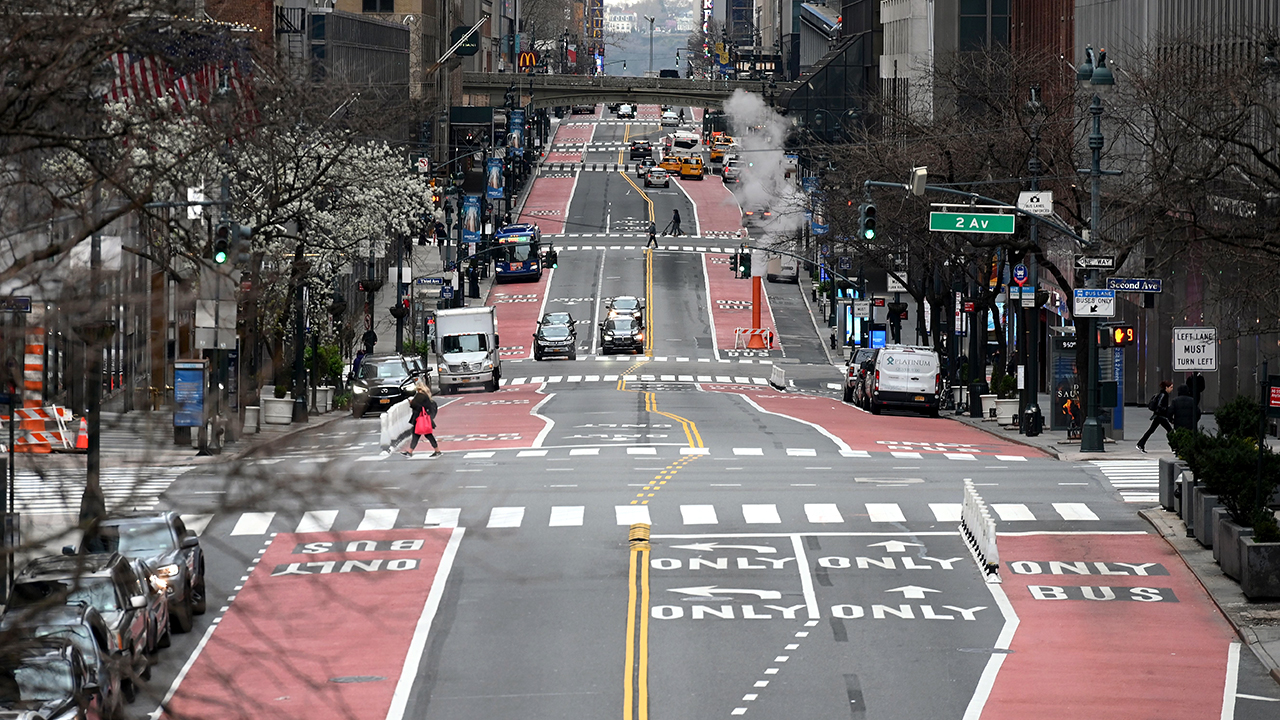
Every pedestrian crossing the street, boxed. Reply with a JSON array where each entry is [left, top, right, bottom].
[[185, 498, 1103, 539], [15, 466, 194, 515], [1091, 460, 1159, 503]]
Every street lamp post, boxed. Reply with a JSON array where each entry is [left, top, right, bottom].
[[1076, 45, 1119, 453], [644, 15, 655, 75], [1022, 85, 1045, 436]]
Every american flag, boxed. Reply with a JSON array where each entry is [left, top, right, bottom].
[[104, 32, 251, 111]]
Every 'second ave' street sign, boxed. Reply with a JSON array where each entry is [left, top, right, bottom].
[[1106, 277, 1162, 293], [1173, 326, 1217, 372], [1016, 191, 1054, 216], [929, 212, 1015, 234], [1072, 288, 1116, 317], [1075, 256, 1116, 270]]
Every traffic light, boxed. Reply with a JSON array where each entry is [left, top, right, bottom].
[[547, 249, 559, 268], [887, 302, 907, 344], [233, 223, 252, 266], [859, 203, 877, 241], [212, 222, 231, 264], [736, 246, 751, 278]]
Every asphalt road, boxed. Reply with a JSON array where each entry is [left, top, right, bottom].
[[96, 106, 1280, 720]]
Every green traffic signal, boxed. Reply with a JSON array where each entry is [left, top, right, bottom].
[[213, 223, 231, 264], [859, 202, 877, 241]]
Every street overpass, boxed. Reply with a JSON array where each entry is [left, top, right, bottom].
[[461, 72, 779, 110]]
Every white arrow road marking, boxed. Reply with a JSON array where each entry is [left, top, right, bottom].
[[669, 542, 778, 554], [668, 585, 783, 600], [885, 586, 942, 600], [867, 540, 924, 553]]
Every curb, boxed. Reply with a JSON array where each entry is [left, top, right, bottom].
[[1138, 507, 1280, 686], [946, 414, 1062, 460], [227, 411, 349, 463]]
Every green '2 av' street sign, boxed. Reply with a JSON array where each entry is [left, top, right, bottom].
[[929, 212, 1016, 234]]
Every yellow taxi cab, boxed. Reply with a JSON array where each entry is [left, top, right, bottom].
[[660, 154, 684, 172], [679, 156, 704, 180], [710, 142, 733, 163]]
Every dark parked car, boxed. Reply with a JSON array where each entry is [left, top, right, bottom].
[[73, 512, 206, 634], [351, 353, 417, 417], [0, 604, 130, 714], [629, 141, 652, 160], [7, 554, 152, 685], [599, 316, 644, 354], [534, 324, 577, 361], [844, 347, 876, 404], [0, 638, 105, 720]]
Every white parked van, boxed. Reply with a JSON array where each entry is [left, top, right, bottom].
[[864, 345, 942, 416]]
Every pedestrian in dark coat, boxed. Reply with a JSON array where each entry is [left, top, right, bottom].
[[402, 381, 441, 457], [1169, 384, 1202, 432], [1137, 380, 1173, 453], [671, 209, 683, 236]]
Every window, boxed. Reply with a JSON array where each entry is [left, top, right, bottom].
[[443, 334, 489, 353], [959, 0, 1009, 51], [363, 0, 394, 12]]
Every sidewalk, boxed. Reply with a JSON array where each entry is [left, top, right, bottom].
[[952, 396, 1280, 686]]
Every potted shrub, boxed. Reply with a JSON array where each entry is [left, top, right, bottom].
[[992, 373, 1019, 425], [262, 378, 294, 425]]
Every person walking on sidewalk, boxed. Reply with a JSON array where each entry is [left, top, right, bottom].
[[402, 381, 442, 457], [1170, 384, 1202, 432], [670, 209, 683, 237], [1136, 380, 1173, 453], [646, 220, 658, 249]]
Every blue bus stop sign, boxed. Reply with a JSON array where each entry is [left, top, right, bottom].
[[1013, 263, 1028, 286]]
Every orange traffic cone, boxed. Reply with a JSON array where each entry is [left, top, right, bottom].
[[75, 416, 88, 450]]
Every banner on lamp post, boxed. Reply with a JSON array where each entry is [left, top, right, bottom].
[[462, 195, 482, 243], [509, 109, 525, 157], [486, 159, 504, 199]]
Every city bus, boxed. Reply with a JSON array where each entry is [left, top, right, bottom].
[[493, 224, 544, 282]]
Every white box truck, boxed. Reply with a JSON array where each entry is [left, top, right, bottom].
[[434, 306, 501, 393]]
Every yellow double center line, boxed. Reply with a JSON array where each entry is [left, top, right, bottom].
[[624, 542, 649, 720]]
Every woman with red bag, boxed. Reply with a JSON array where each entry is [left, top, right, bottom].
[[402, 381, 442, 457]]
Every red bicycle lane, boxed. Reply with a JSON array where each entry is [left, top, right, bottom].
[[165, 528, 460, 720], [698, 384, 1046, 457], [980, 532, 1237, 719], [673, 172, 743, 235], [703, 253, 779, 354]]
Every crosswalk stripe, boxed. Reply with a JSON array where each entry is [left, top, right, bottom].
[[992, 504, 1036, 521], [570, 448, 600, 456], [180, 514, 214, 537], [424, 508, 461, 528], [465, 451, 496, 459], [787, 448, 817, 457], [231, 512, 275, 536], [891, 452, 922, 459], [944, 453, 976, 461], [549, 506, 585, 527], [358, 508, 400, 531], [1052, 503, 1099, 521], [866, 503, 906, 523], [841, 450, 872, 458], [929, 503, 962, 522], [487, 507, 525, 528], [296, 510, 338, 533], [616, 505, 651, 525], [517, 450, 549, 457], [733, 448, 764, 456], [742, 504, 781, 524], [680, 447, 710, 455], [681, 504, 718, 525], [995, 455, 1028, 462], [804, 503, 843, 523], [627, 447, 657, 455]]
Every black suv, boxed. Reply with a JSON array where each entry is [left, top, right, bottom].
[[629, 140, 652, 160], [599, 316, 644, 354], [351, 353, 417, 417], [0, 603, 129, 714], [72, 512, 206, 634], [534, 324, 576, 361], [8, 554, 152, 685], [0, 638, 105, 720]]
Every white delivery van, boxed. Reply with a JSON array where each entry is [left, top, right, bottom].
[[434, 306, 501, 393], [765, 254, 799, 283], [865, 345, 942, 416]]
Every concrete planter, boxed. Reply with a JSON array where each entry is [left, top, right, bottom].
[[1159, 459, 1186, 512], [243, 406, 260, 435], [1194, 492, 1222, 548], [261, 397, 294, 425], [1239, 537, 1280, 600], [320, 386, 334, 413], [1215, 514, 1254, 581], [994, 398, 1018, 425], [980, 394, 998, 421]]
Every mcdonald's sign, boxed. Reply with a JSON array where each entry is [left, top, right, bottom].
[[518, 51, 539, 72]]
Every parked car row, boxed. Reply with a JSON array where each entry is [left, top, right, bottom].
[[844, 345, 943, 416], [1, 512, 207, 719]]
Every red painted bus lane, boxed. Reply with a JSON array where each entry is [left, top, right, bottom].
[[674, 177, 742, 235], [165, 528, 459, 720], [703, 253, 778, 354], [699, 385, 1046, 457], [980, 533, 1237, 719], [434, 385, 552, 451], [516, 176, 576, 235], [488, 269, 552, 359]]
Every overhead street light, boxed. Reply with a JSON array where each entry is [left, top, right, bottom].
[[644, 15, 655, 76]]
